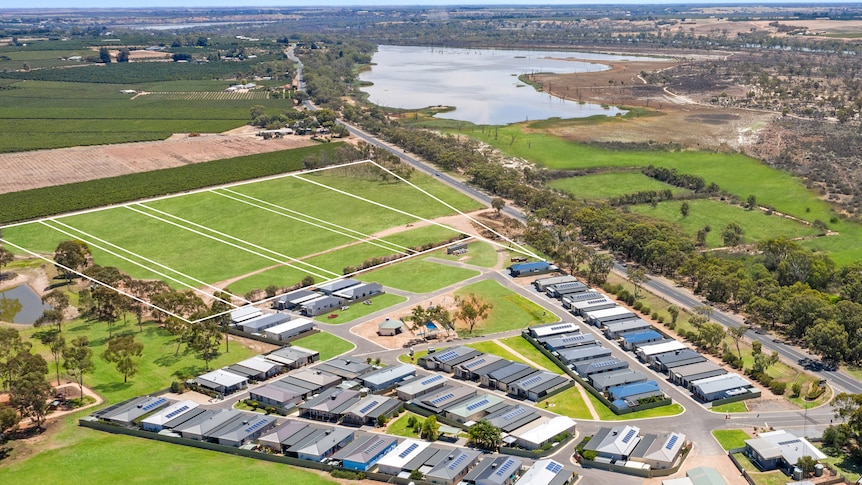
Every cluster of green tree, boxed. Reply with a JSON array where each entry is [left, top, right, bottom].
[[641, 165, 709, 192], [297, 41, 374, 110], [250, 105, 337, 132], [823, 393, 862, 459], [607, 189, 674, 207], [0, 143, 340, 224]]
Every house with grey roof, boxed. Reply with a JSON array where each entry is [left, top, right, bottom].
[[483, 362, 541, 392], [342, 395, 402, 426], [671, 361, 727, 389], [420, 346, 483, 373], [315, 357, 373, 380], [455, 354, 505, 381], [514, 459, 574, 485], [651, 349, 706, 373], [557, 346, 612, 365], [212, 414, 277, 447], [275, 289, 318, 310], [543, 333, 596, 352], [464, 455, 523, 485], [240, 312, 291, 334], [174, 409, 244, 441], [93, 395, 170, 426], [425, 449, 482, 485], [299, 389, 362, 422], [301, 295, 345, 317], [573, 358, 628, 377], [533, 275, 578, 292], [561, 290, 602, 308], [333, 433, 399, 472], [396, 374, 449, 401], [360, 363, 416, 391], [378, 318, 405, 336], [603, 319, 653, 339], [142, 400, 199, 432], [584, 425, 641, 462], [583, 307, 636, 327], [249, 383, 303, 410], [230, 305, 262, 324], [290, 427, 356, 462], [193, 368, 248, 395], [265, 345, 319, 369], [485, 405, 541, 433], [570, 296, 616, 316], [444, 394, 506, 424], [402, 444, 453, 476], [316, 278, 362, 296], [333, 282, 383, 302], [418, 385, 478, 414], [546, 281, 589, 299], [508, 371, 569, 401], [281, 368, 342, 395], [690, 373, 755, 402], [589, 369, 647, 392], [161, 407, 208, 431], [630, 431, 686, 470], [282, 424, 342, 457], [226, 355, 283, 381]]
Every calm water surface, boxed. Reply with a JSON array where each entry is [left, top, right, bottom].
[[0, 285, 50, 324], [360, 45, 662, 125]]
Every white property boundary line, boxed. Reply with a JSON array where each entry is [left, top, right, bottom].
[[1, 159, 541, 324]]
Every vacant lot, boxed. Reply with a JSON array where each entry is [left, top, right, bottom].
[[453, 280, 557, 336], [549, 171, 691, 200]]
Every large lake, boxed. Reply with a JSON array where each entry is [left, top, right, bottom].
[[360, 45, 658, 125]]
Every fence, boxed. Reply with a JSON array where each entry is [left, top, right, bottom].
[[727, 446, 845, 485], [578, 444, 692, 478]]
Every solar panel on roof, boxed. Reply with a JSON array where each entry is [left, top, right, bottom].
[[621, 429, 637, 444], [358, 400, 380, 414], [420, 375, 444, 386], [164, 405, 190, 419], [519, 375, 543, 387], [562, 335, 586, 343], [365, 439, 385, 454], [244, 418, 269, 433], [550, 324, 569, 331], [463, 358, 487, 369], [430, 393, 455, 405], [593, 360, 619, 368], [447, 453, 468, 470], [665, 435, 679, 450], [778, 438, 801, 446], [495, 459, 516, 476], [435, 351, 459, 362], [398, 443, 419, 458], [466, 399, 490, 411], [502, 407, 527, 420], [141, 397, 168, 412], [546, 462, 563, 473]]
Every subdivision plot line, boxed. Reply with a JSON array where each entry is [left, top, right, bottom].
[[0, 237, 192, 324], [133, 202, 341, 279], [368, 160, 539, 259], [40, 219, 237, 306], [126, 205, 334, 281], [209, 189, 413, 257], [45, 219, 240, 307], [216, 187, 415, 254]]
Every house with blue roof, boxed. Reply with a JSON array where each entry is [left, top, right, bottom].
[[607, 381, 663, 403], [619, 330, 665, 351]]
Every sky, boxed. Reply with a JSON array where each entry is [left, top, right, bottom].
[[1, 0, 857, 10]]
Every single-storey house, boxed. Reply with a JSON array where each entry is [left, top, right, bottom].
[[299, 389, 362, 422], [341, 395, 402, 426], [174, 409, 245, 441], [690, 373, 754, 402], [543, 333, 596, 352], [425, 449, 483, 485], [652, 349, 706, 373], [636, 341, 689, 364], [418, 385, 478, 414], [317, 278, 362, 296], [160, 407, 207, 431], [333, 282, 383, 302], [226, 355, 283, 381], [514, 459, 574, 485], [603, 319, 653, 339], [557, 346, 612, 365], [376, 439, 431, 476], [290, 426, 356, 462], [455, 354, 506, 381], [275, 289, 318, 310], [301, 295, 345, 317], [421, 346, 483, 373], [249, 383, 303, 410], [265, 346, 319, 369], [607, 381, 663, 403], [589, 369, 647, 392], [464, 455, 523, 485], [240, 312, 291, 334], [509, 416, 576, 451], [268, 422, 329, 455], [361, 364, 417, 391], [257, 420, 316, 453], [546, 281, 589, 299], [396, 374, 449, 401], [508, 261, 557, 278], [230, 305, 262, 324], [315, 357, 373, 380], [528, 322, 580, 339], [620, 330, 665, 351], [141, 400, 199, 432], [585, 425, 641, 462], [212, 414, 277, 447], [583, 307, 637, 327], [630, 432, 686, 469], [444, 394, 505, 424], [744, 430, 826, 473], [485, 405, 541, 433], [378, 318, 405, 336], [333, 433, 399, 471], [485, 363, 541, 392], [570, 296, 616, 316], [193, 369, 248, 395], [263, 318, 315, 341], [94, 395, 169, 425], [671, 362, 727, 389], [508, 371, 569, 401], [282, 291, 323, 311], [278, 369, 342, 398], [402, 444, 454, 477], [533, 275, 577, 292], [573, 358, 629, 377]]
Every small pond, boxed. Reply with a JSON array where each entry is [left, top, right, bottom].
[[0, 285, 50, 324]]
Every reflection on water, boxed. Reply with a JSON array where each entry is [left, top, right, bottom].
[[360, 45, 665, 125], [0, 285, 50, 324]]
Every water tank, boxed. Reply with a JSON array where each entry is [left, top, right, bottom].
[[791, 466, 803, 481], [814, 463, 824, 477]]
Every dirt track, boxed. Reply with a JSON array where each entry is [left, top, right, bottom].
[[0, 127, 315, 195]]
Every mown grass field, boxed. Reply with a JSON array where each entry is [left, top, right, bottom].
[[433, 240, 501, 268], [358, 257, 480, 293], [548, 171, 691, 200], [453, 280, 558, 336], [712, 429, 751, 450], [0, 80, 291, 152], [316, 293, 407, 324], [544, 387, 593, 420], [498, 336, 561, 372], [289, 332, 355, 360], [3, 167, 483, 302], [630, 199, 821, 248]]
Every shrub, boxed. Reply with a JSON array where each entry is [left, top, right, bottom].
[[640, 306, 651, 315], [651, 311, 659, 320], [602, 283, 615, 294], [632, 301, 643, 311], [617, 290, 630, 302], [657, 314, 665, 323], [407, 415, 418, 428], [582, 450, 597, 461], [249, 400, 259, 409], [331, 470, 365, 480], [266, 406, 276, 414], [625, 293, 636, 305], [665, 320, 675, 330], [791, 382, 802, 398], [170, 381, 186, 393], [807, 386, 826, 400], [770, 381, 787, 395]]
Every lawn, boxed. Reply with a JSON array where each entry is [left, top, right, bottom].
[[465, 341, 525, 364], [585, 392, 683, 421], [358, 257, 480, 293], [499, 336, 562, 372], [454, 280, 557, 336], [824, 451, 862, 483], [733, 452, 760, 473], [630, 199, 820, 248], [385, 412, 424, 439], [433, 241, 501, 268], [711, 401, 748, 413], [289, 332, 355, 361], [543, 386, 593, 420], [712, 429, 752, 451], [549, 170, 691, 200], [398, 350, 429, 365], [316, 294, 407, 324]]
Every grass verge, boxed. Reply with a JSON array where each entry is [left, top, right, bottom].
[[289, 332, 355, 361], [712, 429, 751, 450]]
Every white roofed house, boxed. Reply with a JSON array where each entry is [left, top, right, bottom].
[[240, 313, 291, 334], [528, 322, 580, 339], [265, 346, 319, 369], [514, 459, 574, 485], [230, 305, 262, 324], [376, 439, 431, 476], [509, 416, 576, 450], [193, 369, 249, 395], [301, 295, 345, 317], [226, 355, 283, 381], [744, 430, 826, 473], [141, 400, 199, 432], [360, 363, 417, 391], [333, 282, 383, 302], [262, 318, 315, 341], [316, 278, 362, 295]]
